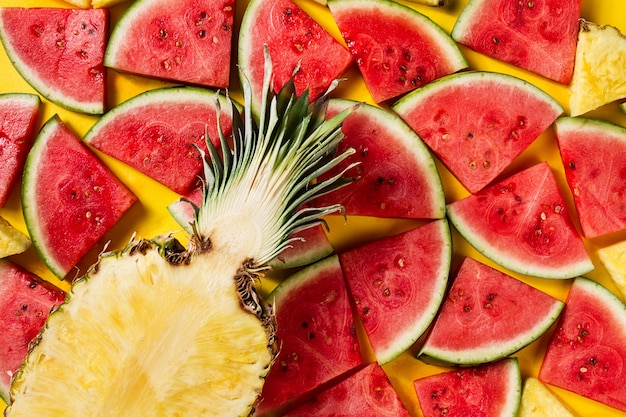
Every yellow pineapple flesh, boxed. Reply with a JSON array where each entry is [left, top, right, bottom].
[[597, 240, 626, 300], [569, 20, 626, 116], [0, 216, 30, 258], [518, 378, 579, 417]]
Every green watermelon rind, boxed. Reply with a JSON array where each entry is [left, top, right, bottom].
[[21, 116, 71, 278], [0, 9, 105, 115], [419, 293, 564, 366], [328, 98, 446, 219]]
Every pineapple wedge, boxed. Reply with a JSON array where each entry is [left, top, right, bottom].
[[518, 378, 579, 417], [0, 216, 30, 258], [597, 240, 626, 300], [569, 20, 626, 116], [5, 51, 355, 416]]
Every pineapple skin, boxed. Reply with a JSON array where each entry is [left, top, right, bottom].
[[6, 237, 274, 417]]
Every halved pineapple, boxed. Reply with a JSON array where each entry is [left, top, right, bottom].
[[518, 378, 579, 417], [0, 216, 30, 258], [569, 20, 626, 116], [5, 52, 356, 416], [597, 240, 626, 300]]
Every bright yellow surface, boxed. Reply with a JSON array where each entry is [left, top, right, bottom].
[[0, 0, 626, 416]]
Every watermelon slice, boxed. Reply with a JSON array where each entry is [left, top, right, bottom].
[[105, 0, 234, 89], [419, 257, 564, 366], [392, 71, 563, 193], [539, 277, 626, 412], [0, 93, 40, 207], [446, 162, 593, 279], [283, 362, 411, 416], [83, 87, 234, 195], [238, 0, 353, 117], [0, 8, 108, 114], [414, 358, 522, 417], [328, 0, 467, 103], [21, 116, 137, 279], [0, 259, 65, 404], [167, 187, 334, 269], [339, 219, 451, 364], [313, 99, 445, 219], [555, 117, 626, 239], [451, 0, 581, 84], [257, 255, 363, 415]]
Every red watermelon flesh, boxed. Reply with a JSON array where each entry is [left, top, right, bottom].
[[238, 0, 353, 117], [419, 257, 564, 366], [539, 277, 626, 413], [0, 8, 107, 114], [451, 0, 581, 84], [328, 0, 467, 103], [21, 116, 137, 279], [313, 98, 445, 219], [167, 187, 334, 268], [392, 71, 563, 193], [555, 117, 626, 239], [339, 219, 451, 365], [446, 162, 592, 279], [257, 255, 363, 415], [0, 259, 65, 404], [414, 358, 522, 417], [105, 0, 234, 89], [284, 362, 411, 417], [84, 87, 233, 195], [0, 93, 40, 207]]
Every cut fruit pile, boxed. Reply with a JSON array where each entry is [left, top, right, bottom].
[[1, 0, 626, 416]]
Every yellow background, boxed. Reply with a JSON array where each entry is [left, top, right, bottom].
[[1, 0, 626, 415]]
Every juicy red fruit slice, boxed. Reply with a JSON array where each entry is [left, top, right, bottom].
[[22, 116, 137, 279], [539, 277, 626, 413], [0, 93, 40, 207], [257, 256, 363, 415], [0, 259, 65, 404], [238, 0, 353, 116], [0, 8, 107, 114], [284, 363, 411, 416], [414, 358, 522, 417], [105, 0, 235, 89]]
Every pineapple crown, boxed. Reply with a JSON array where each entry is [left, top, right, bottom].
[[187, 47, 358, 270]]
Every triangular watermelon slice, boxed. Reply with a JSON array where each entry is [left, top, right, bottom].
[[83, 87, 234, 195], [283, 362, 411, 416], [451, 0, 581, 84], [539, 277, 626, 413], [105, 0, 235, 89], [446, 162, 593, 279], [414, 358, 522, 417], [313, 99, 445, 219], [339, 219, 451, 365], [238, 0, 353, 117], [392, 71, 563, 193], [257, 255, 363, 415], [0, 93, 40, 207], [419, 257, 564, 365], [0, 8, 108, 114], [555, 117, 626, 239], [22, 116, 137, 279], [328, 0, 467, 103], [0, 259, 65, 404]]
